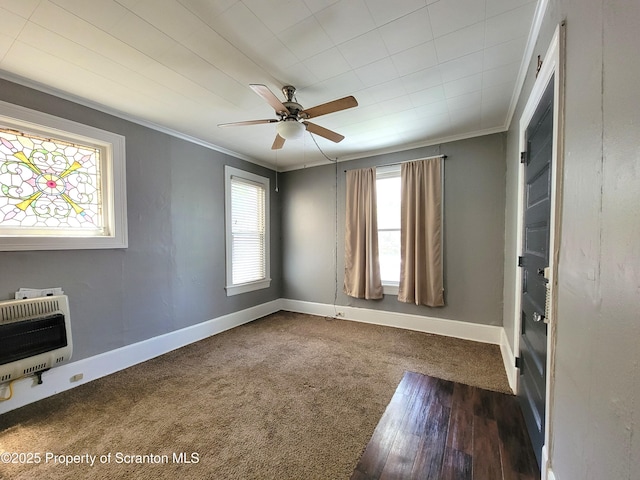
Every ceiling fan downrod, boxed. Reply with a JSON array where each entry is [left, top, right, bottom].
[[280, 85, 305, 120], [281, 85, 297, 102]]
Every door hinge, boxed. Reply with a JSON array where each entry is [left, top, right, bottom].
[[515, 356, 522, 369], [518, 256, 525, 267], [520, 151, 527, 164], [536, 55, 543, 78]]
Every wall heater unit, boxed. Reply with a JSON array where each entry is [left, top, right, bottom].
[[0, 295, 72, 384]]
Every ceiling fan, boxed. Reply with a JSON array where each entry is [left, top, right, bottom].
[[218, 84, 358, 150]]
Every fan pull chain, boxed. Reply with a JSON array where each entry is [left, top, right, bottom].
[[275, 150, 279, 192], [309, 132, 338, 163]]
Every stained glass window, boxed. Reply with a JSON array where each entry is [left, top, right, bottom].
[[0, 100, 127, 251], [0, 129, 103, 233]]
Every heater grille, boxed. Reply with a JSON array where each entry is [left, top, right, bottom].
[[0, 313, 68, 366]]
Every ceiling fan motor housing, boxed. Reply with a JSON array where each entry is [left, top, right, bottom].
[[282, 102, 304, 118]]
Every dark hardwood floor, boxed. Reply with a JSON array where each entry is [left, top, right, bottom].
[[351, 371, 540, 480]]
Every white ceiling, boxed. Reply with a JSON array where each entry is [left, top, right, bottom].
[[0, 0, 540, 170]]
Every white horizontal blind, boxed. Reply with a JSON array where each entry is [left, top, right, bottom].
[[230, 176, 266, 285]]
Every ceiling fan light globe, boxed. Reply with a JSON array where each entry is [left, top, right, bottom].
[[277, 120, 305, 140]]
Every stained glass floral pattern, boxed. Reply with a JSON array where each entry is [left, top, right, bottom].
[[0, 129, 102, 231]]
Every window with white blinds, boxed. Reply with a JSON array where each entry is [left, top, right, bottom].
[[224, 166, 270, 296]]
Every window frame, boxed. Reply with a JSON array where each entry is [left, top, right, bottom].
[[376, 165, 401, 295], [224, 166, 271, 296], [0, 100, 127, 251]]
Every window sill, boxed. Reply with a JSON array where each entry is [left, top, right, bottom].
[[382, 284, 399, 296], [225, 278, 272, 296], [0, 235, 128, 251]]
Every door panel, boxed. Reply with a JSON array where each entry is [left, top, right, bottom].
[[518, 75, 554, 467], [527, 165, 551, 208]]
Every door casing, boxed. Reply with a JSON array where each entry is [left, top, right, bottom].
[[513, 22, 565, 479]]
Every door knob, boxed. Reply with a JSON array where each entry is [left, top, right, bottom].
[[533, 312, 545, 322]]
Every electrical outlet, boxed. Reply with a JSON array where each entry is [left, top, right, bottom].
[[70, 373, 83, 382]]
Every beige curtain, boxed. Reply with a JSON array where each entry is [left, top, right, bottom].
[[344, 167, 383, 299], [398, 158, 444, 307]]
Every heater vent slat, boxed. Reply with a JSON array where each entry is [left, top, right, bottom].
[[0, 299, 61, 324]]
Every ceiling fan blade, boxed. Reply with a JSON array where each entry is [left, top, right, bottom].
[[301, 96, 358, 119], [271, 134, 285, 150], [303, 121, 345, 143], [250, 84, 290, 115], [218, 119, 278, 127]]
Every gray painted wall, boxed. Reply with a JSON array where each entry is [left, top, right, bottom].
[[503, 1, 640, 478], [282, 134, 506, 326], [0, 79, 282, 361]]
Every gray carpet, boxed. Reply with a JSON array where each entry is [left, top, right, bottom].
[[0, 311, 511, 480]]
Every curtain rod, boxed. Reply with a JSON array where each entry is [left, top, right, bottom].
[[343, 154, 447, 172]]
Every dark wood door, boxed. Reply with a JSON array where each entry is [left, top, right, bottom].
[[519, 75, 554, 467]]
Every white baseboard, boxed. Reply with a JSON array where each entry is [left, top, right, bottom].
[[281, 299, 514, 393], [500, 328, 518, 393], [281, 299, 504, 344], [0, 299, 282, 414], [1, 298, 514, 414]]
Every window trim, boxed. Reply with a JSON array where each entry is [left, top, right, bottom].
[[0, 100, 127, 251], [224, 166, 271, 296]]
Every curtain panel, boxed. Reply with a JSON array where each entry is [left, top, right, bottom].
[[398, 158, 444, 307], [343, 167, 383, 299]]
